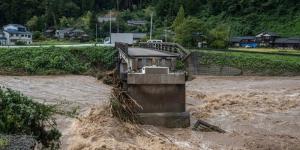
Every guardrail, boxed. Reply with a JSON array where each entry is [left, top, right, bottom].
[[139, 42, 190, 60]]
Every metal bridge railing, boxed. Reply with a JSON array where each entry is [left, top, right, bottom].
[[139, 42, 190, 60], [115, 42, 128, 55]]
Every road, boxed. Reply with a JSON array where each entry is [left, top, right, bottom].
[[128, 47, 178, 57], [0, 43, 114, 48]]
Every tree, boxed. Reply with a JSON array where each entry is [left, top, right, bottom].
[[26, 16, 39, 31], [59, 16, 75, 28], [208, 25, 230, 49], [174, 17, 207, 47], [171, 5, 185, 29]]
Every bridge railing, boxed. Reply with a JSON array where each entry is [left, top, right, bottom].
[[139, 42, 190, 60], [115, 42, 128, 55]]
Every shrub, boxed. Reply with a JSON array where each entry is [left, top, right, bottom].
[[15, 41, 26, 45], [0, 87, 61, 149]]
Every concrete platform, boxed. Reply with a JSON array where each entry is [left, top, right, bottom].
[[137, 112, 190, 128]]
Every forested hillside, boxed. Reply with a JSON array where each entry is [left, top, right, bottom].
[[0, 0, 299, 36]]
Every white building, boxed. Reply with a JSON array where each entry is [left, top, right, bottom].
[[105, 33, 147, 45], [0, 31, 7, 45], [3, 24, 32, 45]]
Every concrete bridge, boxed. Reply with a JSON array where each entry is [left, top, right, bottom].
[[115, 42, 191, 128]]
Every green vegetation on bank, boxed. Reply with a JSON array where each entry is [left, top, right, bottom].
[[229, 48, 300, 55], [196, 50, 300, 75], [0, 88, 61, 149], [0, 46, 117, 75]]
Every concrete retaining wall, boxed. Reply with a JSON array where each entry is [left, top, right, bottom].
[[187, 52, 242, 76]]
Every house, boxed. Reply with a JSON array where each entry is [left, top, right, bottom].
[[274, 37, 300, 49], [127, 20, 146, 26], [0, 31, 7, 45], [3, 24, 32, 45], [97, 16, 117, 23], [69, 29, 89, 42], [44, 27, 56, 38], [55, 28, 89, 41], [256, 32, 279, 47], [55, 28, 74, 39], [69, 29, 85, 38], [230, 36, 257, 48]]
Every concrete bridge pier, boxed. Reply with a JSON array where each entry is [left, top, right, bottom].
[[127, 67, 190, 128]]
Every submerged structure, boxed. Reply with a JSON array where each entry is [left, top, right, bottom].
[[116, 42, 190, 128]]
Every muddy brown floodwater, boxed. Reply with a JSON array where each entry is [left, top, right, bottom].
[[0, 75, 299, 150]]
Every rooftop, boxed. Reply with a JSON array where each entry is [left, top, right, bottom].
[[3, 29, 32, 34], [4, 24, 26, 28], [127, 20, 146, 25], [256, 32, 279, 37], [275, 37, 300, 44]]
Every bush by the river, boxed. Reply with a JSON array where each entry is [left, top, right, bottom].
[[0, 87, 61, 149]]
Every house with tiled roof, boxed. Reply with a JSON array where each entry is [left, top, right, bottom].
[[274, 37, 300, 49], [256, 31, 279, 47]]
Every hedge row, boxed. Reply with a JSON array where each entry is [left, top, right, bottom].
[[0, 46, 117, 75], [197, 50, 300, 75]]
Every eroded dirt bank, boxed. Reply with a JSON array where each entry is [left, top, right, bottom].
[[0, 76, 299, 150]]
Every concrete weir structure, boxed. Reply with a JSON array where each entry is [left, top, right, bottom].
[[116, 42, 191, 128]]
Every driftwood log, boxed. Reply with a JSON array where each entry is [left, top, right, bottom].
[[193, 120, 226, 133]]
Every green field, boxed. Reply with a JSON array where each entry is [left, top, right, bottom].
[[194, 49, 300, 75]]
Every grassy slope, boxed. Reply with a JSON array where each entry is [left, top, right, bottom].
[[195, 50, 300, 75], [229, 48, 300, 55]]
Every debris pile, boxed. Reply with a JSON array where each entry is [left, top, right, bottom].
[[107, 70, 142, 122]]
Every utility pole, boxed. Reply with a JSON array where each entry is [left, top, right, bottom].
[[110, 10, 112, 43], [117, 0, 119, 33], [150, 12, 153, 40], [95, 23, 98, 45]]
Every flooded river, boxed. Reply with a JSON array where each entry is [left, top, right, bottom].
[[0, 75, 299, 149]]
